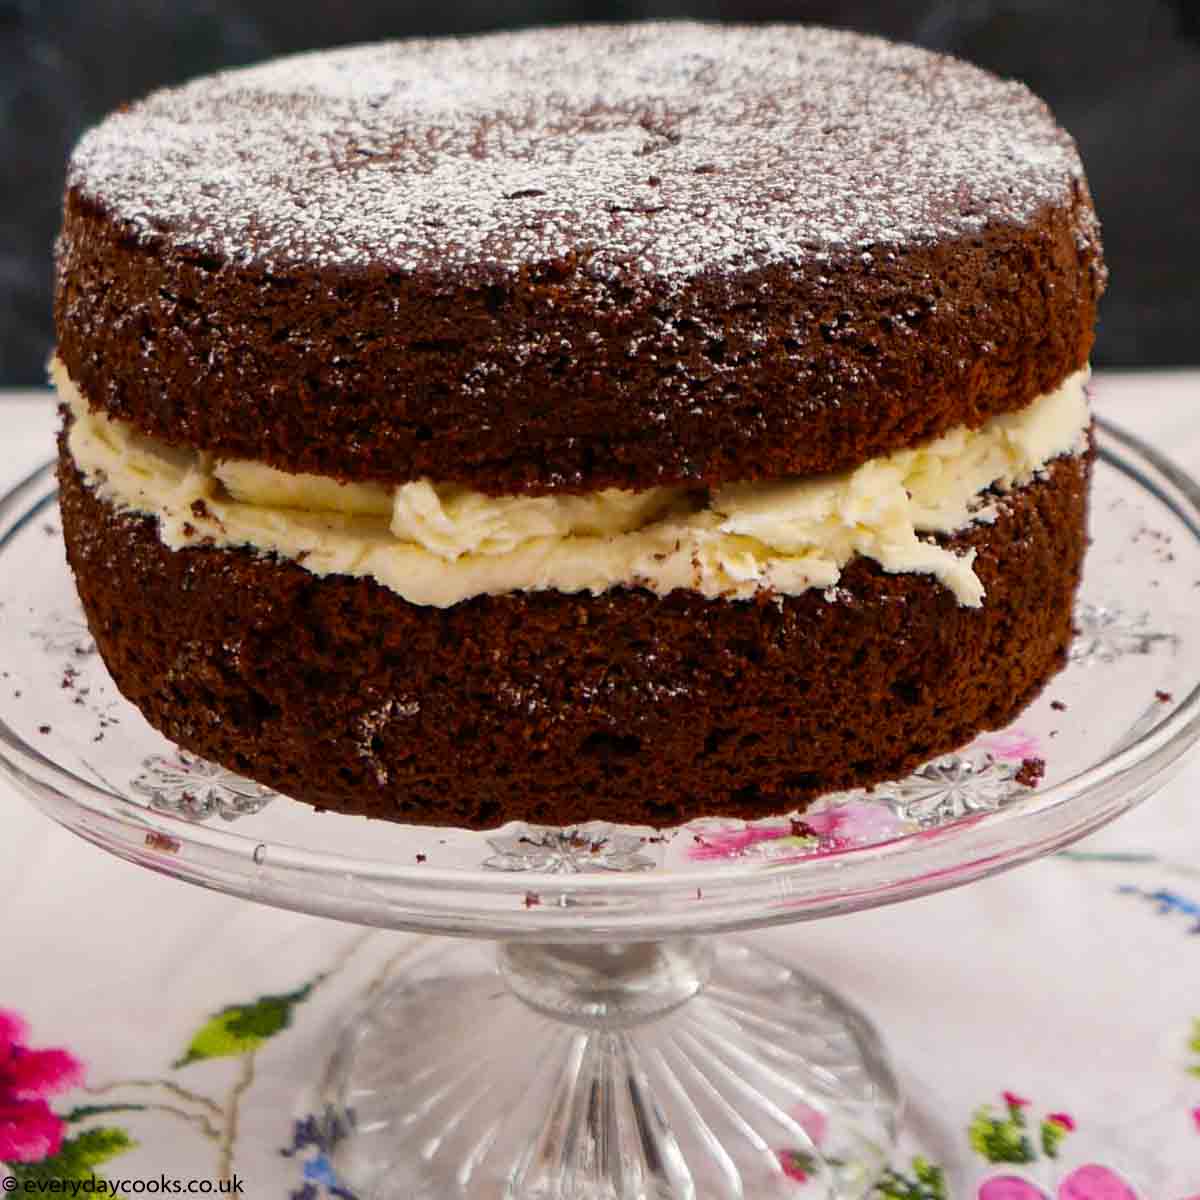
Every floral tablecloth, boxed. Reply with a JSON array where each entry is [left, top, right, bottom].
[[2, 374, 1200, 1199]]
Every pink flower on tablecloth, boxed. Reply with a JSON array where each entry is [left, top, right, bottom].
[[971, 1093, 1146, 1200], [1191, 1105, 1200, 1132], [776, 1150, 811, 1183], [0, 1009, 84, 1163], [689, 823, 801, 861], [977, 1166, 1141, 1199], [1055, 1164, 1139, 1199], [811, 800, 911, 847], [978, 1179, 1048, 1199], [774, 1102, 829, 1184], [689, 801, 908, 862], [791, 1102, 827, 1147], [981, 731, 1042, 762]]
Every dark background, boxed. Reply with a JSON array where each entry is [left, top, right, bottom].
[[2, 0, 1198, 385]]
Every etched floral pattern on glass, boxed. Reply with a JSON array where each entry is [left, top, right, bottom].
[[1070, 603, 1177, 666], [131, 752, 276, 822], [31, 610, 96, 658], [483, 822, 656, 873], [881, 754, 1024, 826]]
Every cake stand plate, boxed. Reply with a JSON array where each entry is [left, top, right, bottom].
[[3, 418, 1200, 1199]]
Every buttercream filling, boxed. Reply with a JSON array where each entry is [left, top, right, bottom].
[[54, 358, 1090, 609]]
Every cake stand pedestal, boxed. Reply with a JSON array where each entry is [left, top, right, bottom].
[[3, 418, 1200, 1199], [325, 938, 897, 1199]]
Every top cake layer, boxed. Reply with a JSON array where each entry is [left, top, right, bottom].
[[56, 22, 1105, 494]]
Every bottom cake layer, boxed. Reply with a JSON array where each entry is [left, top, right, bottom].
[[58, 441, 1091, 829]]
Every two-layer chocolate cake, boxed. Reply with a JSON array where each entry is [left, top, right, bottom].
[[53, 22, 1105, 828]]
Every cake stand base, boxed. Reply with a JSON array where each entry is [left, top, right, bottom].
[[326, 938, 900, 1199]]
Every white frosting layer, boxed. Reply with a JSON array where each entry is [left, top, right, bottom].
[[56, 359, 1089, 609]]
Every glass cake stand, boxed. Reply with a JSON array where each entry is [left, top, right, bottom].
[[3, 418, 1200, 1199]]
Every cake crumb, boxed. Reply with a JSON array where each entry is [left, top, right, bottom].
[[37, 724, 51, 735], [524, 891, 541, 908], [1050, 700, 1067, 712], [1156, 690, 1173, 703], [415, 853, 427, 863], [1015, 757, 1045, 787]]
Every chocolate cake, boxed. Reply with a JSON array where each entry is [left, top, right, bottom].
[[52, 22, 1105, 829]]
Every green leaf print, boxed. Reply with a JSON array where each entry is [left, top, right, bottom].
[[778, 1148, 819, 1177], [1040, 1117, 1067, 1158], [968, 1106, 1036, 1164], [174, 981, 318, 1067], [62, 1104, 148, 1123], [872, 1156, 948, 1200], [6, 1127, 136, 1184], [1189, 1018, 1200, 1077]]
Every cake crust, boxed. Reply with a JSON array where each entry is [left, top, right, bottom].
[[56, 23, 1104, 495], [58, 439, 1091, 829]]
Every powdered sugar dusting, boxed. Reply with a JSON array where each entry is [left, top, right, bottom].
[[68, 22, 1085, 276]]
